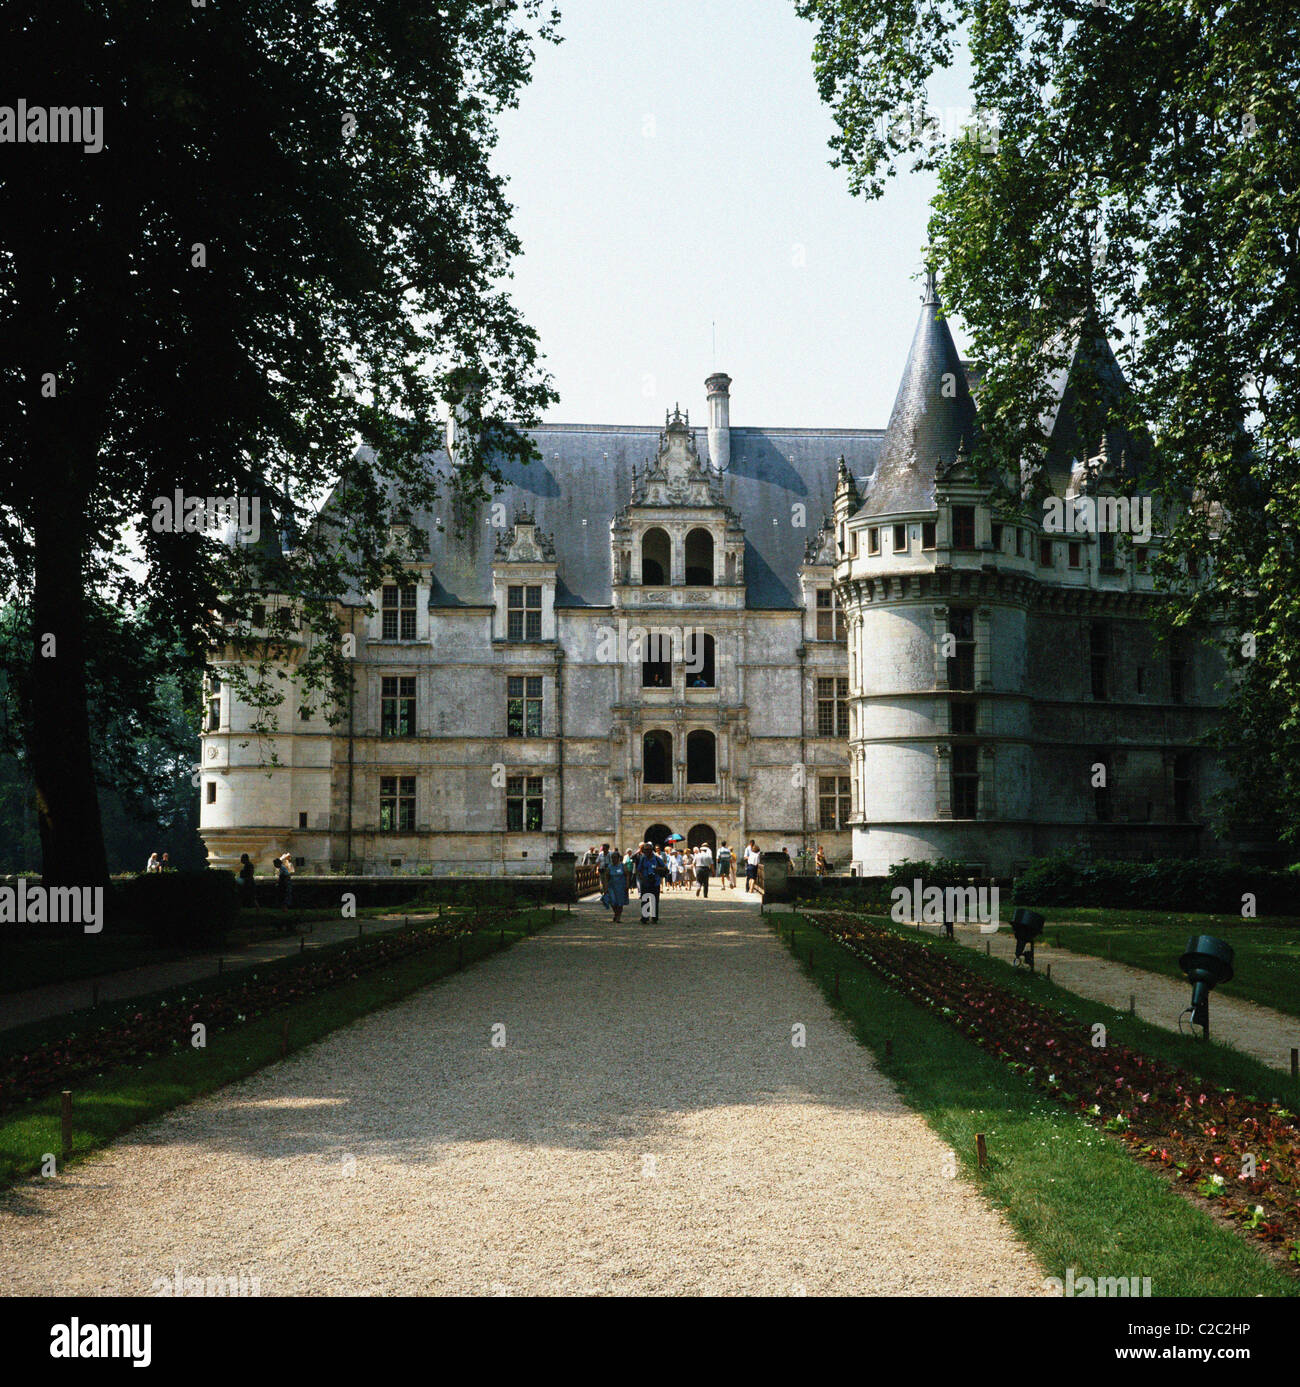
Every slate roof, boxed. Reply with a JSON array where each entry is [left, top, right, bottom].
[[1040, 322, 1149, 496], [363, 424, 882, 612], [857, 272, 979, 518]]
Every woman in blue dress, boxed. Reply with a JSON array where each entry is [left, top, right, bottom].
[[604, 847, 629, 923]]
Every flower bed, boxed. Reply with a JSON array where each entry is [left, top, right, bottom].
[[1, 911, 520, 1115], [810, 912, 1300, 1269]]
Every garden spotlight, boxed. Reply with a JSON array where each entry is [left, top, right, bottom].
[[1178, 935, 1234, 1040], [1011, 908, 1044, 969]]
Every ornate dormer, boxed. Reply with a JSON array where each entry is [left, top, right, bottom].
[[631, 407, 724, 509], [803, 516, 838, 567], [491, 506, 558, 643], [494, 505, 556, 562], [611, 394, 747, 605]]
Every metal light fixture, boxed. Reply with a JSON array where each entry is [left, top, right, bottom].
[[1011, 908, 1045, 969], [1178, 935, 1234, 1040]]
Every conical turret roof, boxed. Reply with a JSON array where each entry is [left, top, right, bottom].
[[859, 270, 978, 517]]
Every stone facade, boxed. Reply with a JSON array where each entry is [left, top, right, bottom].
[[200, 399, 858, 874], [200, 274, 1245, 878]]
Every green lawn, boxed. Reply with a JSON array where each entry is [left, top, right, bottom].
[[1025, 908, 1300, 1021], [0, 908, 552, 1189], [779, 911, 1298, 1296]]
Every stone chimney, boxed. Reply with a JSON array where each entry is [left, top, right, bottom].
[[705, 372, 732, 472]]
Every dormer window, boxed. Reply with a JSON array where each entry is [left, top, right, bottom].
[[641, 528, 671, 585], [815, 587, 845, 641], [952, 506, 976, 550], [507, 585, 542, 642], [382, 584, 417, 640], [868, 527, 881, 556], [893, 524, 908, 554], [684, 528, 714, 585]]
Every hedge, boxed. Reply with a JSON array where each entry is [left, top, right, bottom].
[[112, 870, 239, 944], [1013, 854, 1295, 914]]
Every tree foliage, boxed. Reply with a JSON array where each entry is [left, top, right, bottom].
[[0, 1, 559, 880], [797, 0, 1300, 846]]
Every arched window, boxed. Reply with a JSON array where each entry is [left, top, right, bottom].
[[641, 528, 671, 586], [684, 632, 715, 688], [643, 730, 673, 784], [685, 528, 714, 586], [641, 627, 673, 688], [686, 729, 716, 784]]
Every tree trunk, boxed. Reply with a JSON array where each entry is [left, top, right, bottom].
[[30, 500, 109, 887]]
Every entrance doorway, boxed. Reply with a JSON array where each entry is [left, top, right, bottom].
[[644, 822, 673, 849], [687, 823, 717, 857]]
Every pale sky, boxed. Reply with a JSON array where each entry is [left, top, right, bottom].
[[492, 0, 974, 430]]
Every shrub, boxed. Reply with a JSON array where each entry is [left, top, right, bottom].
[[114, 870, 239, 944], [1013, 853, 1295, 914], [885, 858, 990, 892]]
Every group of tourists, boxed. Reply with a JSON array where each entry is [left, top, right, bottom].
[[235, 851, 297, 923], [590, 836, 773, 921], [143, 852, 172, 873]]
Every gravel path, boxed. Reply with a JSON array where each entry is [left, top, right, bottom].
[[0, 899, 1045, 1296]]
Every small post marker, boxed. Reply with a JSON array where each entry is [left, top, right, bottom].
[[885, 1039, 893, 1058], [985, 940, 990, 956], [1291, 1048, 1298, 1080], [499, 929, 505, 949], [976, 1133, 988, 1170], [61, 1090, 73, 1161], [281, 1019, 289, 1058], [1045, 963, 1051, 980], [91, 982, 98, 1008], [358, 919, 363, 938], [300, 936, 305, 954], [1130, 994, 1136, 1015]]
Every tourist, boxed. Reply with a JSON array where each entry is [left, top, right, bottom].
[[238, 852, 256, 906], [815, 845, 828, 877], [597, 842, 612, 894], [160, 852, 171, 871], [693, 840, 714, 897], [634, 842, 665, 921], [669, 849, 683, 891], [604, 848, 629, 923], [145, 852, 161, 874], [276, 852, 294, 913], [717, 841, 732, 887], [744, 840, 760, 892]]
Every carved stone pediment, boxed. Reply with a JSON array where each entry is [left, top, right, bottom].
[[803, 517, 837, 567], [494, 507, 555, 562]]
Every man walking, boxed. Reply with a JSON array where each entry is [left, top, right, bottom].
[[744, 840, 760, 892], [717, 840, 732, 889], [597, 842, 612, 895], [634, 841, 664, 923], [693, 840, 714, 898]]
